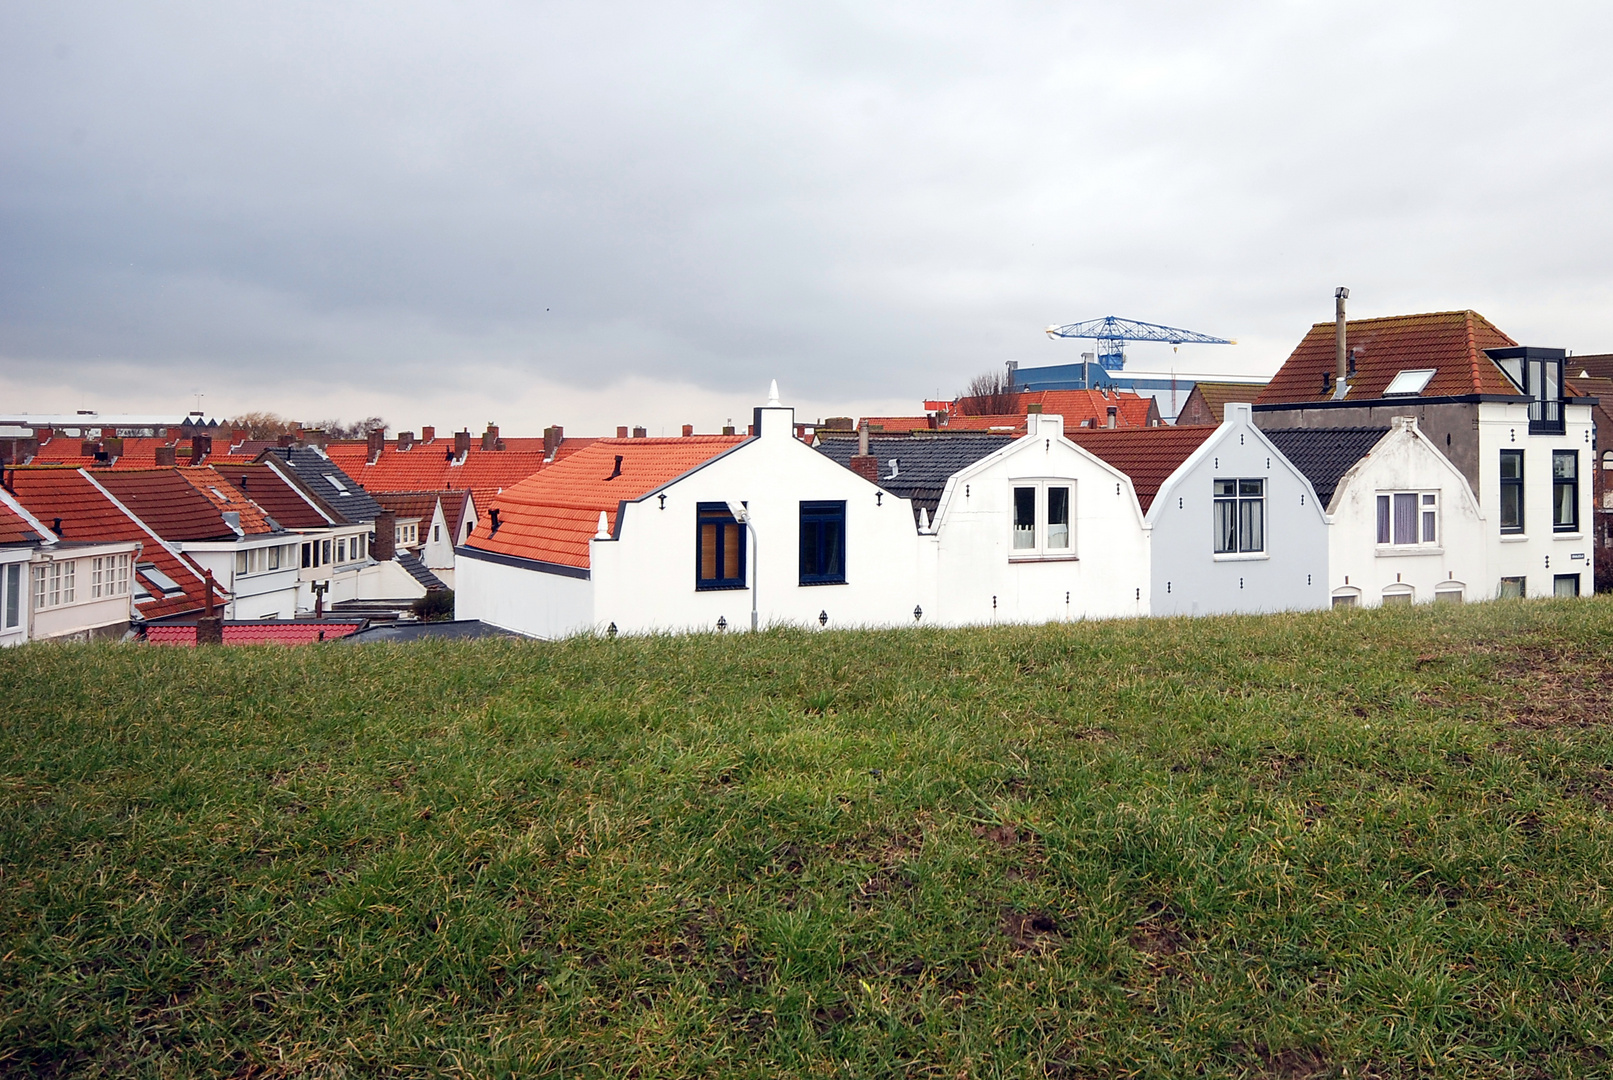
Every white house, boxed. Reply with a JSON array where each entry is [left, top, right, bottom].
[[902, 411, 1151, 624], [1268, 419, 1487, 607], [1074, 403, 1330, 616], [1, 485, 140, 642], [0, 492, 42, 645], [458, 386, 924, 637]]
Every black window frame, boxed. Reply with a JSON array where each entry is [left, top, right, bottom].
[[1491, 346, 1566, 435], [1554, 573, 1581, 598], [1213, 477, 1265, 554], [1553, 450, 1579, 533], [1499, 450, 1524, 535], [798, 500, 847, 586], [696, 502, 746, 591]]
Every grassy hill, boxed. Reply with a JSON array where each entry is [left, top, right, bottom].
[[3, 601, 1613, 1078]]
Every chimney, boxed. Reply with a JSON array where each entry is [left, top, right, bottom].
[[51, 517, 64, 536], [100, 426, 117, 440], [370, 510, 397, 561], [80, 440, 99, 457], [37, 427, 54, 443], [481, 424, 499, 451], [232, 427, 248, 445], [632, 426, 647, 439], [681, 424, 694, 438], [722, 425, 736, 436], [1106, 406, 1117, 429], [849, 454, 878, 484], [167, 426, 183, 441], [104, 437, 124, 458], [858, 420, 870, 457], [154, 445, 176, 467], [276, 434, 295, 448], [454, 430, 471, 456], [367, 428, 386, 458], [488, 508, 501, 533], [421, 425, 436, 443], [197, 569, 223, 645], [1334, 286, 1350, 396], [397, 431, 414, 451], [543, 425, 562, 460], [607, 455, 623, 480], [616, 426, 629, 439], [190, 434, 212, 463]]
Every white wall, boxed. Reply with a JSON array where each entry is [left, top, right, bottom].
[[421, 500, 456, 575], [26, 543, 140, 641], [456, 549, 593, 637], [590, 404, 922, 634], [0, 548, 31, 646], [926, 412, 1150, 625], [1327, 419, 1487, 607], [355, 558, 429, 600], [1149, 404, 1330, 616], [1478, 400, 1596, 599]]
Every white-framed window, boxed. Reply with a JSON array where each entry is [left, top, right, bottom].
[[1376, 491, 1438, 547], [1213, 479, 1265, 553], [268, 545, 281, 571], [433, 524, 441, 543], [336, 537, 347, 563], [32, 560, 77, 610], [1009, 482, 1074, 558], [90, 554, 130, 598]]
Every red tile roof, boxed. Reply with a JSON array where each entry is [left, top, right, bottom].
[[175, 467, 276, 534], [1256, 310, 1521, 405], [207, 462, 331, 529], [145, 622, 363, 646], [1066, 425, 1218, 513], [467, 436, 745, 568], [313, 437, 585, 511], [6, 468, 223, 619], [0, 500, 40, 545], [373, 491, 441, 526], [94, 469, 263, 542], [862, 417, 937, 433]]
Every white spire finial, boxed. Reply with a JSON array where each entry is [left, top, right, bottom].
[[918, 506, 930, 531], [595, 511, 610, 539], [767, 379, 781, 407]]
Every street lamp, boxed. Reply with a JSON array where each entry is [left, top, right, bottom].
[[725, 500, 758, 632]]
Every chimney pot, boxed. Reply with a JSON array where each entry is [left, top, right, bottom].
[[1106, 406, 1117, 429], [858, 420, 870, 457], [1335, 286, 1349, 392]]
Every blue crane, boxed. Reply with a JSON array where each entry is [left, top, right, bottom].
[[1044, 316, 1234, 372]]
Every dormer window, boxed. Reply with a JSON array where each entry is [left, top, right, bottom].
[[1383, 369, 1435, 396], [1489, 347, 1566, 435]]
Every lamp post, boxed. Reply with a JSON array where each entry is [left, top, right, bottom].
[[725, 500, 758, 632]]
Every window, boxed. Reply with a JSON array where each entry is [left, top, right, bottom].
[[1009, 483, 1074, 557], [1434, 583, 1464, 605], [1500, 450, 1524, 534], [1528, 355, 1564, 434], [90, 555, 130, 598], [1376, 492, 1438, 546], [1554, 573, 1581, 598], [1500, 576, 1526, 599], [1213, 478, 1264, 554], [32, 560, 76, 610], [322, 539, 332, 565], [4, 563, 19, 628], [799, 501, 846, 585], [696, 503, 745, 590], [433, 524, 441, 543], [1331, 594, 1357, 609], [1553, 451, 1578, 532], [268, 546, 281, 571], [302, 542, 313, 568], [1383, 368, 1436, 396], [236, 550, 248, 574]]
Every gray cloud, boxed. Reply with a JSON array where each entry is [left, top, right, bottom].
[[3, 0, 1612, 428]]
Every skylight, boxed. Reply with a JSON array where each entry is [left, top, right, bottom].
[[1383, 368, 1436, 396], [327, 475, 350, 494], [137, 562, 183, 595]]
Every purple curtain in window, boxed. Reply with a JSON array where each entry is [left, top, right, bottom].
[[1393, 493, 1417, 545]]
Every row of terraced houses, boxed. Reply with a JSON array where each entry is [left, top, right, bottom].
[[2, 306, 1610, 643]]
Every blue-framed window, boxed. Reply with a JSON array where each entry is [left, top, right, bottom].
[[697, 503, 745, 590], [799, 501, 846, 585]]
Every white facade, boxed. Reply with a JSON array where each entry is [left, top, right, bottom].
[[294, 524, 375, 612], [459, 401, 924, 637], [418, 498, 459, 586], [0, 546, 32, 645], [921, 412, 1150, 625], [1326, 418, 1487, 607], [1477, 400, 1595, 599], [1149, 404, 1330, 616], [27, 542, 141, 641], [181, 537, 303, 619]]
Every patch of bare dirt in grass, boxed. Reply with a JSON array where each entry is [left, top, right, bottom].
[[1230, 1043, 1332, 1079], [1130, 901, 1190, 963], [1002, 909, 1060, 951], [1485, 646, 1613, 729]]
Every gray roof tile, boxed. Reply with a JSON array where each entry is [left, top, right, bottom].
[[1264, 427, 1389, 506]]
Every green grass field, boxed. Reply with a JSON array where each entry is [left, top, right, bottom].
[[4, 600, 1613, 1078]]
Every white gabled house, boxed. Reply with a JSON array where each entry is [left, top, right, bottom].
[[832, 411, 1152, 624], [458, 386, 923, 637], [1074, 403, 1330, 616], [1268, 419, 1487, 607]]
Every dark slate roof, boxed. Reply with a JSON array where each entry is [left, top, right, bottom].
[[1264, 427, 1389, 506], [817, 433, 1015, 521], [262, 447, 384, 524], [397, 551, 447, 591], [339, 619, 521, 643]]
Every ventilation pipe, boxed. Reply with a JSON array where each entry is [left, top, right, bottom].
[[1333, 286, 1350, 399]]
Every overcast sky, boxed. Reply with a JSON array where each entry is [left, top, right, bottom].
[[3, 1, 1611, 434]]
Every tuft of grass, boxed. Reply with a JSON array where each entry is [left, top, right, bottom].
[[3, 599, 1613, 1077]]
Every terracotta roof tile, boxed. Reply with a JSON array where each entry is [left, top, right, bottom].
[[146, 622, 364, 646], [207, 463, 331, 529], [315, 436, 588, 511], [0, 500, 40, 545], [94, 469, 256, 541], [175, 467, 275, 533], [6, 468, 223, 620], [1066, 426, 1218, 512], [1256, 310, 1520, 405], [466, 436, 745, 568]]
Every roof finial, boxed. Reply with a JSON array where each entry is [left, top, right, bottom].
[[595, 511, 610, 539], [767, 379, 781, 407]]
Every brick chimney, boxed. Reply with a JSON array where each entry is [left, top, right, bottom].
[[616, 426, 629, 439], [166, 426, 183, 441], [276, 434, 295, 448], [681, 424, 694, 437], [481, 424, 499, 451], [196, 569, 223, 645], [367, 428, 385, 463], [100, 426, 117, 440], [543, 425, 561, 459], [232, 428, 248, 445], [632, 426, 647, 439], [190, 433, 212, 463], [154, 445, 176, 466], [421, 425, 436, 443], [722, 424, 736, 436], [36, 427, 54, 443], [850, 420, 877, 482], [80, 440, 99, 457], [454, 430, 471, 456], [370, 510, 397, 561], [397, 431, 414, 451], [104, 437, 124, 458]]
